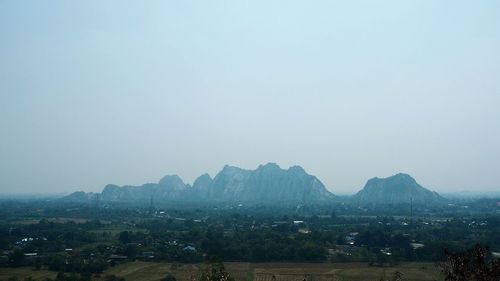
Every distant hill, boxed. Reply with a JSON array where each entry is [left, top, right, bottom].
[[61, 169, 447, 207], [63, 163, 335, 205], [100, 174, 188, 204], [62, 191, 99, 202], [352, 173, 445, 205], [441, 191, 500, 200]]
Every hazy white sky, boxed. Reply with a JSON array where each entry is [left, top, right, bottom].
[[1, 1, 499, 195]]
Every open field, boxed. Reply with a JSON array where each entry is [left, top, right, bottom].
[[2, 217, 99, 225], [0, 267, 57, 281], [250, 262, 441, 281], [88, 227, 148, 235], [0, 262, 442, 281]]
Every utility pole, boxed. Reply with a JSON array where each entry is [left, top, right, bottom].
[[410, 196, 413, 229], [149, 195, 154, 215], [95, 194, 100, 210]]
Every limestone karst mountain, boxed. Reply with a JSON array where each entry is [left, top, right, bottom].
[[64, 163, 335, 205], [352, 173, 445, 205], [192, 163, 334, 203], [62, 168, 445, 207]]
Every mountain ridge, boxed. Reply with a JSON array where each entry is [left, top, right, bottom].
[[61, 166, 445, 206], [64, 163, 335, 205]]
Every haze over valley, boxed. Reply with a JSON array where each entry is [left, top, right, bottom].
[[1, 1, 499, 281]]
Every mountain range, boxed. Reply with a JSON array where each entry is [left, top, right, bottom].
[[63, 163, 445, 206]]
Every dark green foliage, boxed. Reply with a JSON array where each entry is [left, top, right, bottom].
[[0, 199, 499, 269], [393, 271, 403, 281], [8, 249, 25, 267], [440, 244, 500, 281], [199, 259, 234, 281], [104, 275, 126, 281], [161, 273, 177, 281]]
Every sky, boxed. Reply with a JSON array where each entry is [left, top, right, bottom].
[[1, 1, 499, 195]]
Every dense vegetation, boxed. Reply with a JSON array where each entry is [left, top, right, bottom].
[[0, 199, 498, 279]]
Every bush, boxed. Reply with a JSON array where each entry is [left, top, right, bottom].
[[440, 244, 500, 281], [161, 274, 177, 281]]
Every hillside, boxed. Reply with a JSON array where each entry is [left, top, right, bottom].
[[352, 173, 445, 205]]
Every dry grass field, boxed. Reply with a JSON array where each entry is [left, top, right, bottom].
[[0, 262, 443, 281], [0, 267, 57, 281], [249, 262, 441, 281]]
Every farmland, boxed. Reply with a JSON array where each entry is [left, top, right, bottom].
[[0, 261, 442, 281]]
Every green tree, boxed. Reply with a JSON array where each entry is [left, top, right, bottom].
[[392, 271, 403, 281], [118, 231, 130, 244], [440, 244, 500, 281], [161, 274, 177, 281], [8, 249, 25, 267], [104, 275, 126, 281], [198, 258, 234, 281]]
